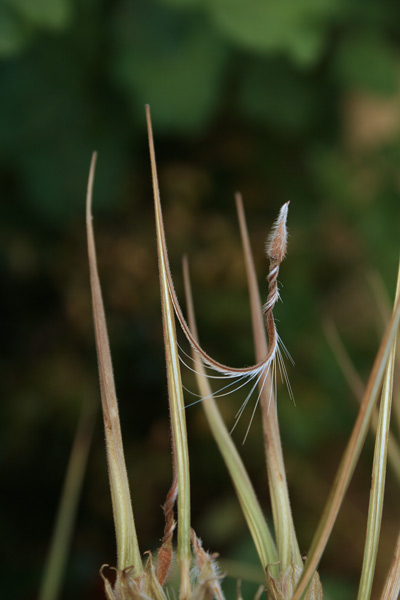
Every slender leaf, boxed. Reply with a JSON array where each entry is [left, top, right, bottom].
[[379, 530, 400, 600], [368, 270, 400, 439], [236, 193, 302, 571], [324, 319, 400, 485], [182, 256, 278, 574], [86, 152, 142, 573], [39, 400, 96, 600], [357, 275, 398, 599], [293, 262, 400, 600], [146, 106, 191, 599]]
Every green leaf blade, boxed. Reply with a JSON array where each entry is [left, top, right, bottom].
[[182, 256, 278, 575], [357, 269, 400, 600], [146, 107, 192, 600], [293, 262, 400, 600], [86, 153, 142, 574]]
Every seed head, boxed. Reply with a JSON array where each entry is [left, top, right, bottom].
[[266, 201, 290, 264]]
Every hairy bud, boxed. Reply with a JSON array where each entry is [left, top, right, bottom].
[[266, 201, 290, 264]]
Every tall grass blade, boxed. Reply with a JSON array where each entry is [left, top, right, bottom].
[[235, 193, 302, 571], [324, 319, 400, 485], [86, 152, 142, 573], [146, 106, 191, 600], [357, 318, 397, 599], [323, 319, 365, 401], [367, 271, 392, 327], [379, 530, 400, 600], [293, 262, 400, 600], [182, 256, 278, 575], [39, 399, 96, 600], [368, 270, 400, 438]]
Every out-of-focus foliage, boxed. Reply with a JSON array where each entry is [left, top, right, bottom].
[[206, 0, 337, 65], [112, 3, 228, 132], [2, 0, 400, 222], [2, 0, 400, 598]]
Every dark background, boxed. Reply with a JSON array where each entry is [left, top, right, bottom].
[[1, 1, 400, 598]]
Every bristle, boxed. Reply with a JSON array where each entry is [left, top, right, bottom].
[[149, 128, 290, 382]]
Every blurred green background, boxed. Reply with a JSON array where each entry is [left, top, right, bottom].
[[1, 0, 400, 598]]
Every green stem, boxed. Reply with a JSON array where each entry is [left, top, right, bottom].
[[147, 107, 191, 600]]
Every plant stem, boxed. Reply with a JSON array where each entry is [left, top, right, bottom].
[[236, 194, 302, 571], [39, 399, 96, 600], [86, 152, 142, 574], [146, 107, 191, 600], [293, 263, 400, 600], [357, 267, 400, 600], [183, 256, 278, 575]]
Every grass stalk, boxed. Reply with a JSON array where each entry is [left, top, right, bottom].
[[182, 256, 278, 574], [367, 270, 400, 439], [86, 152, 142, 574], [293, 261, 400, 600], [235, 193, 302, 572], [357, 267, 400, 599], [146, 106, 191, 599], [324, 319, 400, 485], [379, 530, 400, 600], [39, 399, 96, 600], [357, 327, 397, 599]]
